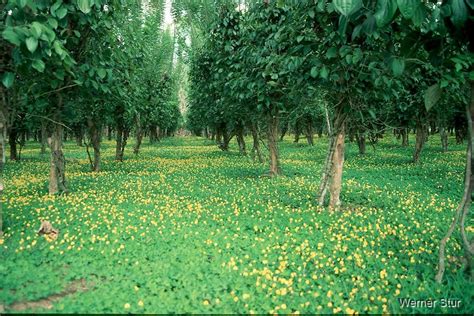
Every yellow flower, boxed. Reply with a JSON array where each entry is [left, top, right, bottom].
[[203, 300, 210, 306], [124, 303, 130, 309], [242, 293, 250, 300], [138, 300, 144, 307]]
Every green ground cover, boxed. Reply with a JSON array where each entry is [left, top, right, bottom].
[[1, 136, 472, 314]]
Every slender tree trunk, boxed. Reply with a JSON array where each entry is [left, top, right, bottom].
[[75, 126, 83, 147], [440, 126, 448, 152], [8, 127, 17, 161], [251, 122, 263, 163], [107, 126, 112, 141], [0, 105, 6, 236], [305, 119, 314, 146], [219, 124, 233, 151], [413, 120, 427, 163], [133, 116, 143, 155], [356, 132, 366, 155], [267, 110, 281, 176], [115, 123, 123, 161], [329, 125, 345, 209], [436, 82, 474, 282], [48, 95, 67, 195], [401, 128, 409, 147], [236, 125, 246, 155], [280, 122, 288, 141], [318, 102, 345, 209], [40, 121, 47, 154], [87, 118, 101, 172]]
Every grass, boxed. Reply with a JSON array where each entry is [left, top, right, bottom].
[[0, 134, 473, 314]]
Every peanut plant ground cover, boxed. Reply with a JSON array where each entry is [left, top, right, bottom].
[[1, 136, 473, 314]]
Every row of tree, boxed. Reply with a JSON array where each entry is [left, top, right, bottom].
[[1, 0, 182, 193], [180, 0, 472, 281]]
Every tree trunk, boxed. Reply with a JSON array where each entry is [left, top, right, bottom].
[[75, 126, 84, 147], [48, 96, 67, 195], [251, 122, 263, 163], [356, 132, 366, 155], [87, 118, 101, 172], [440, 126, 448, 152], [115, 123, 123, 161], [329, 125, 345, 209], [280, 122, 288, 141], [413, 120, 427, 163], [219, 124, 233, 151], [436, 82, 474, 282], [267, 110, 281, 176], [107, 126, 112, 141], [318, 103, 345, 208], [236, 125, 246, 155], [305, 119, 314, 146], [401, 128, 409, 147], [133, 116, 143, 155], [8, 127, 17, 161], [0, 106, 6, 236], [40, 121, 47, 154]]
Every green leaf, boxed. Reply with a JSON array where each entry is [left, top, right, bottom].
[[424, 84, 442, 111], [451, 0, 468, 27], [310, 67, 318, 78], [31, 22, 43, 38], [32, 59, 45, 72], [390, 57, 405, 76], [333, 0, 362, 16], [411, 4, 426, 26], [26, 37, 38, 53], [53, 40, 66, 58], [48, 18, 59, 29], [2, 72, 15, 88], [397, 0, 418, 19], [19, 0, 28, 8], [2, 28, 20, 46], [77, 0, 92, 14], [308, 10, 315, 18], [326, 47, 338, 59], [320, 66, 329, 79], [374, 0, 398, 27], [56, 7, 68, 19]]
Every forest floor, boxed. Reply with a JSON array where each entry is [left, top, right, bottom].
[[0, 135, 473, 314]]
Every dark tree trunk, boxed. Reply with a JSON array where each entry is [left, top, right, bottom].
[[40, 121, 47, 154], [236, 124, 246, 155], [87, 118, 101, 172], [251, 122, 263, 163], [440, 126, 448, 152], [356, 132, 366, 155], [280, 122, 288, 141], [8, 127, 17, 161], [305, 119, 314, 146], [401, 128, 409, 147], [413, 120, 427, 163], [75, 126, 84, 147], [115, 123, 124, 161], [294, 122, 301, 143], [107, 126, 112, 141], [133, 116, 143, 155], [267, 110, 281, 176]]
